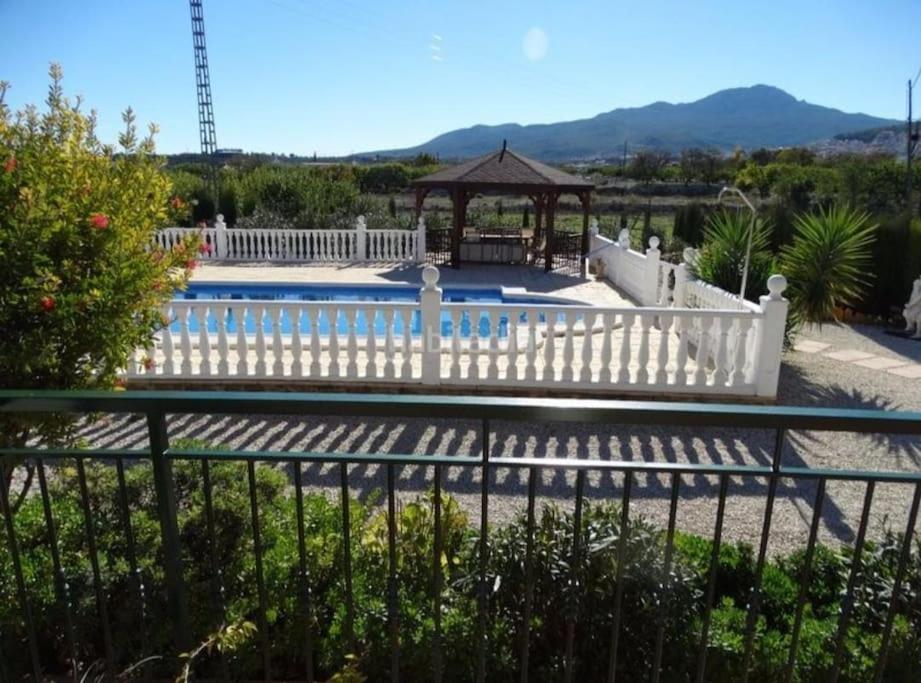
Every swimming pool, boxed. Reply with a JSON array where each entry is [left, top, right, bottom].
[[172, 282, 575, 338]]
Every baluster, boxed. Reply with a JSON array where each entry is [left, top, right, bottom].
[[712, 316, 730, 386], [290, 306, 303, 377], [616, 312, 634, 384], [400, 308, 413, 378], [636, 315, 652, 384], [345, 308, 359, 378], [236, 305, 249, 376], [730, 317, 752, 387], [693, 315, 713, 386], [179, 304, 193, 376], [598, 311, 613, 384], [308, 306, 321, 376], [253, 304, 267, 376], [216, 304, 229, 377], [450, 308, 462, 380], [270, 306, 284, 376], [506, 310, 519, 381], [365, 307, 378, 379], [524, 307, 538, 382], [674, 315, 690, 386], [383, 308, 396, 379], [561, 310, 577, 382], [655, 314, 671, 386], [327, 306, 340, 377], [161, 305, 176, 375], [579, 310, 596, 383], [542, 312, 556, 382], [487, 309, 500, 380], [468, 307, 480, 381]]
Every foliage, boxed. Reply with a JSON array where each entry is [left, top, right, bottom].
[[779, 205, 876, 325], [0, 66, 196, 482], [673, 202, 708, 246], [692, 209, 776, 301], [628, 150, 672, 184], [3, 456, 920, 681]]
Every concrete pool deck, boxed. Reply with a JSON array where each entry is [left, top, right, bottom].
[[191, 262, 636, 308]]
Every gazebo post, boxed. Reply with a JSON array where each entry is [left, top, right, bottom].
[[579, 191, 591, 278], [544, 192, 558, 272], [414, 187, 429, 220], [532, 194, 544, 265]]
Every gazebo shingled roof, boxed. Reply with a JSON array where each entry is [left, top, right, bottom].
[[411, 144, 595, 273], [412, 148, 593, 192]]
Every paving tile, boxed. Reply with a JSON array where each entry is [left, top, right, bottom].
[[853, 357, 910, 370], [887, 363, 921, 379], [793, 340, 832, 353], [823, 349, 875, 362]]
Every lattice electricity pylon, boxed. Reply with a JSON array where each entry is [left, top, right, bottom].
[[189, 0, 217, 157]]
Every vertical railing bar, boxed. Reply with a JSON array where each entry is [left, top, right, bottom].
[[201, 459, 230, 679], [475, 418, 491, 683], [76, 457, 117, 678], [564, 469, 586, 683], [829, 480, 875, 683], [651, 473, 681, 683], [146, 412, 191, 651], [37, 458, 79, 683], [740, 427, 786, 682], [247, 460, 272, 681], [873, 481, 921, 682], [293, 461, 315, 683], [606, 469, 633, 683], [519, 465, 538, 683], [386, 463, 400, 683], [695, 473, 729, 683], [0, 460, 42, 681], [340, 462, 356, 653], [115, 456, 150, 680], [784, 477, 826, 683], [433, 463, 443, 683]]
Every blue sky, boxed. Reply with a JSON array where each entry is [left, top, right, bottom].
[[1, 0, 919, 156]]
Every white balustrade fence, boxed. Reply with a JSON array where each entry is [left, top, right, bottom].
[[129, 266, 789, 398], [154, 215, 426, 263]]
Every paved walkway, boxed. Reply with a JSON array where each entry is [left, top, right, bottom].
[[192, 262, 636, 307]]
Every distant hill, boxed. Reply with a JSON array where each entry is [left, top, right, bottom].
[[365, 85, 899, 161]]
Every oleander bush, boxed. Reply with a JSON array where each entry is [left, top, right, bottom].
[[1, 455, 919, 681]]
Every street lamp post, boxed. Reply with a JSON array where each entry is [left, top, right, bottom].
[[717, 186, 758, 304]]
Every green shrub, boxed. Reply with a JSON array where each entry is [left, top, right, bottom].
[[692, 209, 776, 301], [2, 460, 920, 681], [779, 204, 876, 325]]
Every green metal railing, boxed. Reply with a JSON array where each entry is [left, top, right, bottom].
[[1, 389, 920, 682]]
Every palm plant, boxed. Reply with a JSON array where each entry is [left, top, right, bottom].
[[691, 209, 776, 302], [779, 205, 876, 325]]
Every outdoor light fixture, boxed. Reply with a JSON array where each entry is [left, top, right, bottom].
[[717, 186, 757, 305]]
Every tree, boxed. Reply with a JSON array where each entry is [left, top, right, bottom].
[[628, 150, 671, 184], [678, 148, 705, 185], [0, 65, 197, 504]]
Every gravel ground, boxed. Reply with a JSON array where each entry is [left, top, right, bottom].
[[74, 321, 921, 556]]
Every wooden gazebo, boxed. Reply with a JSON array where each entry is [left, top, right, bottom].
[[411, 144, 595, 275]]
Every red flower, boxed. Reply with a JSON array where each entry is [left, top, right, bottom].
[[89, 213, 109, 230], [170, 196, 184, 209], [152, 280, 164, 291], [40, 295, 55, 312], [185, 258, 198, 271], [198, 241, 212, 255], [142, 357, 154, 371], [114, 377, 128, 389], [3, 157, 16, 173]]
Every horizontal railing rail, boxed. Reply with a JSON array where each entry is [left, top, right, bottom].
[[155, 215, 426, 264], [1, 390, 920, 682]]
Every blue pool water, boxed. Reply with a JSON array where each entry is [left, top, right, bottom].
[[172, 282, 573, 338]]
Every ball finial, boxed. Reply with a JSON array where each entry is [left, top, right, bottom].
[[767, 274, 787, 299], [422, 265, 440, 288], [648, 235, 660, 250]]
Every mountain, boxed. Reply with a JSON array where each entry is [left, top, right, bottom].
[[365, 85, 899, 161]]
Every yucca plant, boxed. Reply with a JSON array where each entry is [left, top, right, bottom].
[[691, 209, 776, 302], [779, 205, 876, 325]]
